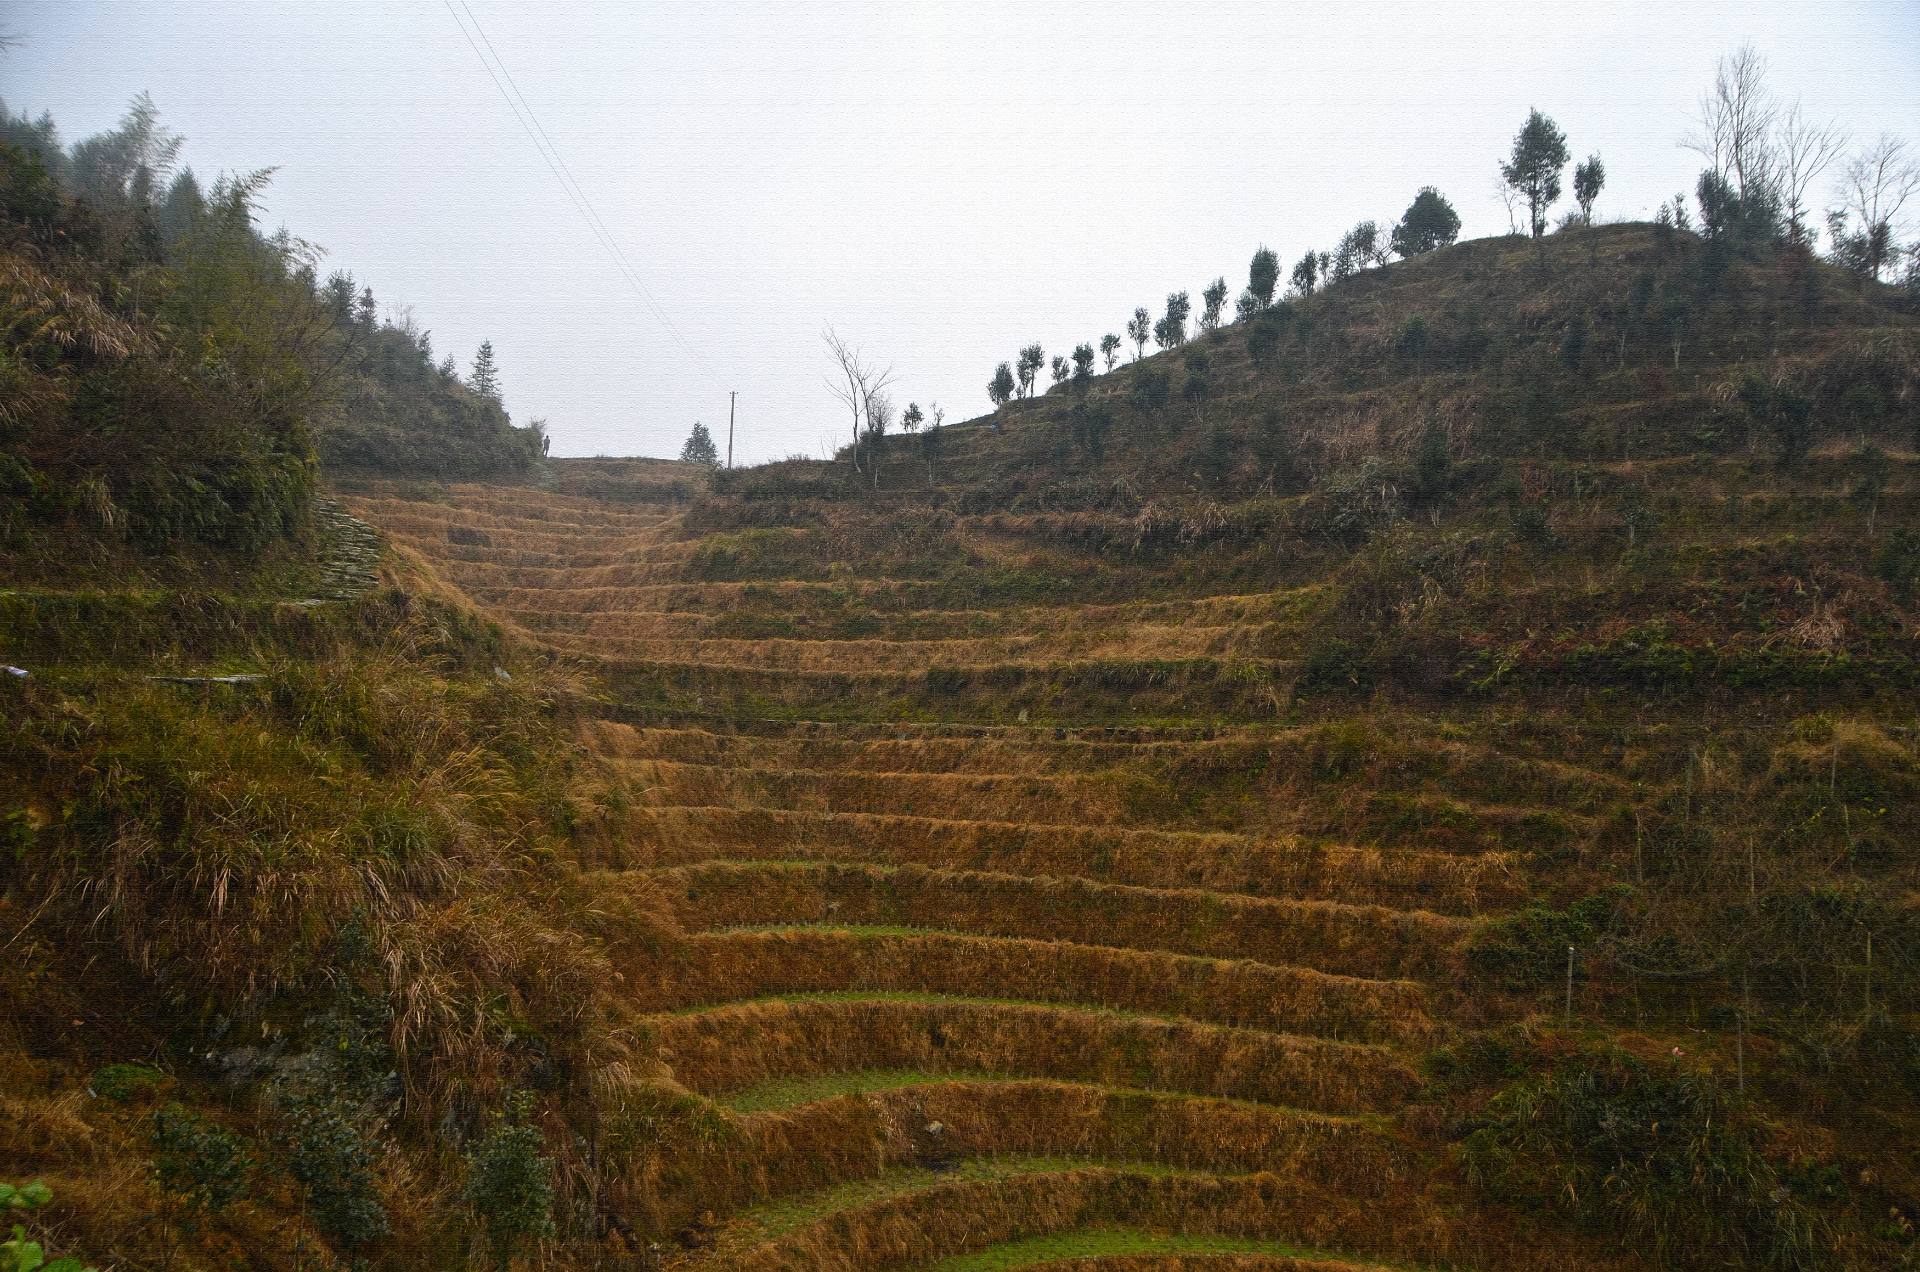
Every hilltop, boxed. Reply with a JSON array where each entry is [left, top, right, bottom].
[[5, 209, 1919, 1272]]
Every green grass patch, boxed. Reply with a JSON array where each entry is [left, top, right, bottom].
[[919, 1226, 1421, 1270], [713, 1070, 1356, 1123], [720, 1068, 1001, 1112], [657, 990, 1330, 1037]]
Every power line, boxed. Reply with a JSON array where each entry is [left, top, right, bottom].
[[441, 0, 729, 394], [455, 0, 717, 385]]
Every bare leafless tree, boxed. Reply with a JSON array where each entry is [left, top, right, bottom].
[[1682, 43, 1778, 201], [1835, 133, 1920, 280], [822, 326, 894, 473], [1492, 165, 1522, 236], [1773, 102, 1848, 243], [1839, 134, 1920, 237]]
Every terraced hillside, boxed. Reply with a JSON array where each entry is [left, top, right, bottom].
[[341, 490, 1550, 1269], [346, 228, 1920, 1270]]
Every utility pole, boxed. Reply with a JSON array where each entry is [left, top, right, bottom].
[[726, 391, 737, 469]]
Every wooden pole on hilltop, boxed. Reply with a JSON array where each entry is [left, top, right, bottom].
[[727, 391, 737, 469]]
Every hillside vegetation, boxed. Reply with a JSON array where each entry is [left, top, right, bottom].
[[332, 224, 1919, 1270], [4, 95, 1919, 1272]]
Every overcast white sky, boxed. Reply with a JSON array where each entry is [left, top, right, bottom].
[[6, 1, 1919, 461]]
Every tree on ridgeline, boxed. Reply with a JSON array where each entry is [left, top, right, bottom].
[[1017, 343, 1045, 397], [1071, 342, 1094, 390], [1100, 331, 1121, 370], [355, 286, 377, 329], [988, 361, 1016, 408], [1050, 355, 1069, 388], [679, 421, 719, 466], [823, 326, 894, 472], [1391, 187, 1461, 256], [1289, 249, 1319, 295], [902, 401, 924, 435], [1154, 291, 1190, 348], [1573, 155, 1606, 224], [1678, 45, 1847, 248], [1331, 221, 1385, 281], [1683, 43, 1776, 206], [1774, 103, 1848, 245], [470, 340, 501, 401], [1126, 307, 1151, 360], [861, 391, 893, 487], [1248, 245, 1279, 308], [1502, 108, 1570, 239], [1200, 276, 1229, 332], [921, 402, 944, 484], [1830, 134, 1919, 281]]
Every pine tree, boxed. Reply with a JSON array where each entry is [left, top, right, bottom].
[[679, 421, 719, 466], [1501, 109, 1571, 239], [988, 362, 1016, 407], [470, 340, 500, 400]]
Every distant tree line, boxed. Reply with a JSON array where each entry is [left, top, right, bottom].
[[0, 93, 548, 480], [970, 43, 1915, 426]]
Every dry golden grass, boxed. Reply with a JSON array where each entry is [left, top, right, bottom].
[[493, 624, 1299, 670], [622, 758, 1164, 826], [646, 997, 1416, 1113], [632, 927, 1431, 1044], [618, 805, 1506, 926], [344, 483, 683, 525], [643, 859, 1467, 982], [584, 720, 1231, 771], [736, 1080, 1400, 1186]]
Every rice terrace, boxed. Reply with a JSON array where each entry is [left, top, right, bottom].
[[3, 7, 1920, 1272]]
